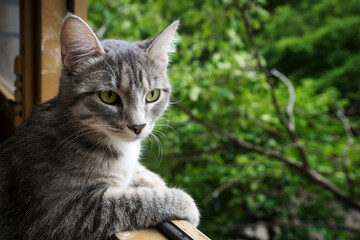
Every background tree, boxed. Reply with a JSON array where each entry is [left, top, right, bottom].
[[88, 0, 360, 239], [257, 0, 360, 115]]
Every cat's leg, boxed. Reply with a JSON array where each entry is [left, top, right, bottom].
[[32, 186, 200, 240], [131, 163, 167, 188], [64, 187, 200, 239], [103, 187, 200, 232]]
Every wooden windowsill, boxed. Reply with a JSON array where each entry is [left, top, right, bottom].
[[112, 220, 210, 240], [113, 229, 167, 240]]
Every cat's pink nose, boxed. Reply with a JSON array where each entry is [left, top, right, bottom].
[[128, 124, 146, 135]]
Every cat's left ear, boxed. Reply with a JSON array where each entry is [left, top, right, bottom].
[[146, 20, 179, 65], [60, 14, 105, 73]]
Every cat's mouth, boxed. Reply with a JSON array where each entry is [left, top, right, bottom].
[[83, 120, 152, 142], [105, 126, 151, 142]]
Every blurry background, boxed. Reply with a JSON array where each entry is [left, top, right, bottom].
[[88, 0, 360, 239]]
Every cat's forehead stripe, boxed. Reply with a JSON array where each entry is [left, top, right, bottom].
[[127, 52, 145, 89], [115, 59, 122, 89], [100, 47, 167, 92], [115, 56, 148, 91]]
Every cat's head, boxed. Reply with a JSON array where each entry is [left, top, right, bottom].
[[58, 14, 178, 142]]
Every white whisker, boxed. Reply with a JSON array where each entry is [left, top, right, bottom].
[[149, 132, 163, 162], [169, 99, 183, 105]]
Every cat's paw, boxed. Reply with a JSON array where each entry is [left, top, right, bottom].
[[170, 188, 200, 227]]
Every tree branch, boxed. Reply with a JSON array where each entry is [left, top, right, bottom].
[[270, 69, 295, 131], [336, 106, 355, 196], [237, 2, 309, 169], [175, 103, 360, 210], [203, 159, 261, 205]]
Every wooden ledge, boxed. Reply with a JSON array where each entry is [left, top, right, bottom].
[[112, 220, 210, 240], [113, 228, 167, 240]]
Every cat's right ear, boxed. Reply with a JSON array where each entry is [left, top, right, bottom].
[[60, 14, 105, 73], [145, 20, 179, 65]]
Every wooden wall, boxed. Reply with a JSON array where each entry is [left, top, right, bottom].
[[0, 0, 87, 143]]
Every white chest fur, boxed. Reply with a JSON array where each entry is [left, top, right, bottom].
[[107, 139, 141, 188]]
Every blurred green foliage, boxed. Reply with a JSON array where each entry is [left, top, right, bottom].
[[257, 0, 360, 112], [88, 0, 360, 239]]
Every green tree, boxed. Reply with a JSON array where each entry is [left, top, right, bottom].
[[257, 0, 360, 113]]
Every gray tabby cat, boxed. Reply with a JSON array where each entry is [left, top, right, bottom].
[[0, 15, 199, 240]]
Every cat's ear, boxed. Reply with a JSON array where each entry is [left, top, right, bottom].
[[146, 20, 179, 65], [60, 14, 105, 73]]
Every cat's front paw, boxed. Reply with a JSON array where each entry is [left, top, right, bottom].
[[170, 188, 200, 227]]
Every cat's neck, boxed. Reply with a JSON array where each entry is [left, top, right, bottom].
[[105, 138, 142, 186], [109, 138, 142, 163]]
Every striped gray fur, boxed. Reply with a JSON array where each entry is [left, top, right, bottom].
[[0, 15, 199, 240]]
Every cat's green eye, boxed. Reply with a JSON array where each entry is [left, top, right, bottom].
[[146, 89, 160, 103], [99, 91, 119, 104]]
